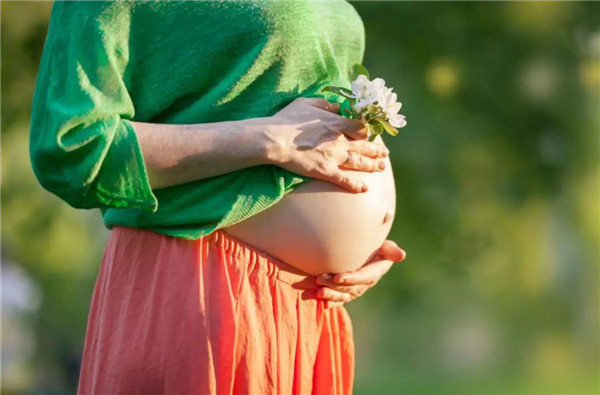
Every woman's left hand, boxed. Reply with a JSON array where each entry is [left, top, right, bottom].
[[315, 240, 407, 308]]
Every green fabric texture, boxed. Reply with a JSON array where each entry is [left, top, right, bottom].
[[29, 0, 365, 240]]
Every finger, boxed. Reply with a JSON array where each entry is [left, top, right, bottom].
[[333, 259, 394, 286], [315, 278, 370, 297], [316, 274, 365, 293], [331, 241, 406, 285], [339, 118, 368, 140], [325, 300, 345, 309], [321, 166, 369, 193], [339, 151, 386, 172], [379, 240, 407, 262], [317, 287, 352, 303], [346, 140, 389, 158], [316, 275, 356, 292], [303, 98, 341, 113]]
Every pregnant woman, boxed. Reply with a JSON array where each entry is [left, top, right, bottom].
[[29, 1, 406, 394]]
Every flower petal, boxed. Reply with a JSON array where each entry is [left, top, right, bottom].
[[389, 114, 407, 128], [389, 102, 402, 114], [351, 74, 370, 95], [371, 78, 386, 90]]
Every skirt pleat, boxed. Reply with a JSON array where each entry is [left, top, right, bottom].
[[77, 226, 355, 395]]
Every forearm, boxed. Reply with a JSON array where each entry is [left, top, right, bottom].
[[129, 117, 274, 189]]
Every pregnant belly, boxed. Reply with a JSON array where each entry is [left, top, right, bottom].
[[223, 151, 396, 276]]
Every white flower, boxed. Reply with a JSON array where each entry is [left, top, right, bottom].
[[350, 74, 370, 100], [388, 113, 407, 128], [379, 87, 407, 128], [349, 74, 406, 128], [350, 75, 386, 112]]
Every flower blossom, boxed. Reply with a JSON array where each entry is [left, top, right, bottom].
[[379, 87, 407, 128], [322, 63, 407, 141], [350, 74, 406, 128]]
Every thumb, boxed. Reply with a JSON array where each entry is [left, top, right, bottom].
[[379, 240, 406, 262], [340, 118, 368, 140]]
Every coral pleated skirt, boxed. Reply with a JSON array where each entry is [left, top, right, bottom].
[[77, 226, 355, 395]]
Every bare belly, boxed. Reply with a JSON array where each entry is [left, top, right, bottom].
[[223, 146, 396, 276]]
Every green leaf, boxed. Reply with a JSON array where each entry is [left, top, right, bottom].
[[369, 120, 383, 135], [377, 119, 400, 136], [322, 85, 354, 98], [351, 63, 369, 80], [367, 120, 383, 141]]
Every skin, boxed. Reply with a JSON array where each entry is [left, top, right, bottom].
[[130, 98, 387, 192], [129, 97, 408, 307], [315, 240, 406, 308], [223, 137, 396, 275]]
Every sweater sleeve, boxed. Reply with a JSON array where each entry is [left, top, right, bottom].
[[29, 1, 158, 212]]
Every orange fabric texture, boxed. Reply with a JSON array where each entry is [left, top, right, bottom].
[[77, 226, 355, 394]]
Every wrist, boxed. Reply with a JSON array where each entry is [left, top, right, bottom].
[[219, 117, 270, 167], [246, 116, 288, 166]]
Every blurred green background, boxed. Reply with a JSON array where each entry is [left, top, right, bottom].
[[2, 1, 599, 394]]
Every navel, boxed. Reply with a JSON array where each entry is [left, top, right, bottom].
[[383, 208, 395, 224]]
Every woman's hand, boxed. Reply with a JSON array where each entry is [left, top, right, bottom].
[[264, 97, 389, 193], [314, 240, 407, 308]]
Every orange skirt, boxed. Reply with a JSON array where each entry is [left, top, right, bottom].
[[77, 226, 354, 395]]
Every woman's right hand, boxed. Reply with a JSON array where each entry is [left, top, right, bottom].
[[264, 97, 390, 193]]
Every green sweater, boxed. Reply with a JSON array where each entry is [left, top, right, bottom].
[[29, 0, 365, 240]]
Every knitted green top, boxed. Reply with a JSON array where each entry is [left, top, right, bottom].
[[29, 0, 365, 239]]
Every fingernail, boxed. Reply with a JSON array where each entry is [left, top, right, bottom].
[[382, 148, 389, 157], [336, 276, 349, 284], [360, 183, 368, 193], [378, 160, 386, 170], [395, 247, 406, 261]]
